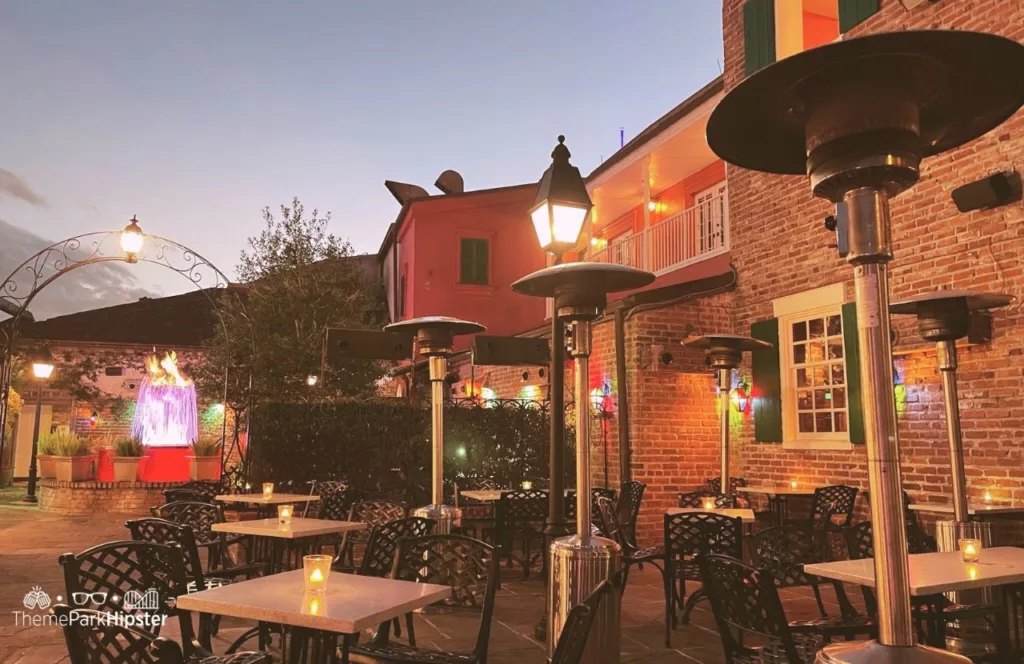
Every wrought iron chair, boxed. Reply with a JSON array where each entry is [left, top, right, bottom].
[[150, 501, 241, 570], [162, 480, 222, 504], [348, 534, 500, 664], [618, 480, 646, 546], [303, 479, 350, 517], [844, 521, 1007, 651], [698, 554, 825, 664], [801, 485, 858, 530], [550, 580, 614, 664], [125, 518, 266, 648], [565, 487, 617, 535], [595, 497, 663, 593], [902, 491, 937, 553], [664, 511, 743, 645], [495, 489, 548, 577], [52, 604, 269, 664], [336, 499, 407, 570], [707, 476, 747, 493], [453, 477, 498, 541], [678, 490, 738, 508]]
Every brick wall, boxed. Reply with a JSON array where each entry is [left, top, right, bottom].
[[38, 479, 178, 515], [722, 0, 1024, 536]]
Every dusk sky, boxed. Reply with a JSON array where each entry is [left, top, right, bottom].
[[0, 1, 723, 295]]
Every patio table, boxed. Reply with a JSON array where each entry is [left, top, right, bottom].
[[459, 488, 572, 502], [737, 485, 818, 526], [666, 507, 757, 523], [216, 493, 321, 518], [908, 503, 1024, 521], [213, 518, 365, 573], [177, 568, 450, 664]]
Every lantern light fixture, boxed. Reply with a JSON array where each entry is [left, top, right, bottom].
[[528, 136, 593, 260], [729, 387, 749, 413], [120, 216, 145, 263], [306, 374, 319, 387], [31, 347, 55, 380]]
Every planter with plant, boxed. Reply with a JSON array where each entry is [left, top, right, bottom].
[[187, 436, 222, 481], [52, 429, 95, 482], [36, 431, 58, 479], [111, 437, 144, 483]]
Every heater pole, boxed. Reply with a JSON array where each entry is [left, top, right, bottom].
[[429, 355, 446, 506], [846, 186, 914, 648], [937, 341, 969, 523], [571, 321, 592, 545], [718, 368, 731, 492]]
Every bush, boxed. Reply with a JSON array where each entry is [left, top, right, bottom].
[[249, 398, 574, 505], [113, 437, 145, 457]]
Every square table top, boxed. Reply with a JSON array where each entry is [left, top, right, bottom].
[[460, 488, 572, 502], [666, 508, 757, 523], [737, 485, 817, 496], [176, 569, 450, 634], [908, 503, 1024, 517], [215, 493, 320, 505], [804, 547, 1024, 595], [212, 518, 365, 539]]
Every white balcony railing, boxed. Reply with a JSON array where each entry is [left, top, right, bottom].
[[589, 192, 729, 276]]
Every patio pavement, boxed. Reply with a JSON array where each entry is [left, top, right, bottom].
[[0, 505, 852, 664]]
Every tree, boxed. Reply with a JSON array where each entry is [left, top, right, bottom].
[[197, 199, 386, 413]]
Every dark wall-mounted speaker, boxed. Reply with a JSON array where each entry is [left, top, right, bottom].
[[472, 335, 550, 367], [325, 328, 412, 363], [951, 170, 1021, 213]]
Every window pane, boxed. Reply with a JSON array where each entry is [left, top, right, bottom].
[[816, 412, 833, 432], [814, 389, 831, 409], [793, 344, 807, 365], [831, 364, 845, 385], [813, 366, 828, 386], [808, 340, 826, 362], [798, 390, 812, 410], [827, 315, 842, 336], [832, 388, 846, 408], [459, 238, 489, 285], [799, 413, 815, 433], [796, 368, 810, 388], [792, 321, 807, 342], [828, 341, 844, 360], [834, 411, 848, 432], [809, 318, 825, 338]]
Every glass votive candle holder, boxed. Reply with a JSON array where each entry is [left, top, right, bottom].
[[278, 504, 294, 524], [262, 483, 274, 500], [303, 555, 332, 593], [959, 538, 982, 563], [701, 497, 717, 511], [521, 480, 533, 490]]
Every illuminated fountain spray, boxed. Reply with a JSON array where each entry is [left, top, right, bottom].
[[130, 351, 198, 447]]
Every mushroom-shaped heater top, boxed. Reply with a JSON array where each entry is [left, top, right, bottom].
[[890, 290, 1013, 342], [706, 31, 1024, 200], [384, 316, 485, 356], [682, 334, 772, 370], [511, 262, 655, 320]]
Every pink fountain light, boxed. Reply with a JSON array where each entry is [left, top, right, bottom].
[[131, 351, 198, 447]]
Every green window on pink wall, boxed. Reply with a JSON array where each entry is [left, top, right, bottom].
[[459, 238, 489, 286]]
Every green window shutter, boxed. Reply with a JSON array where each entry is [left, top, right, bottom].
[[743, 0, 776, 76], [841, 302, 866, 444], [839, 0, 879, 33], [751, 318, 782, 442], [459, 238, 489, 286]]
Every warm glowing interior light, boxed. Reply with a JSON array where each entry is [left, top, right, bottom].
[[648, 200, 657, 212], [306, 375, 319, 387], [121, 220, 145, 255], [550, 204, 587, 244], [984, 491, 992, 503], [522, 480, 533, 490], [531, 207, 553, 248], [32, 362, 55, 380], [790, 480, 798, 489]]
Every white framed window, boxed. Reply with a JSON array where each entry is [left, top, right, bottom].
[[773, 283, 853, 450], [695, 182, 727, 254]]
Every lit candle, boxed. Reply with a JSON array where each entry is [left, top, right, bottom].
[[522, 480, 533, 490], [790, 480, 798, 490], [702, 497, 717, 511], [959, 538, 982, 563], [304, 555, 332, 593], [278, 504, 293, 524], [262, 483, 274, 500]]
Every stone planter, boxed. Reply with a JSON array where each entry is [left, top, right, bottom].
[[38, 455, 57, 479], [110, 456, 141, 483], [55, 455, 96, 482], [188, 455, 221, 481]]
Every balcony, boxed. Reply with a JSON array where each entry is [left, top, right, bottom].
[[588, 192, 728, 276]]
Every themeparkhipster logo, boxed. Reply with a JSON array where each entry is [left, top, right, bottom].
[[14, 585, 169, 628]]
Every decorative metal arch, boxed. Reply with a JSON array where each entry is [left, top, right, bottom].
[[0, 228, 255, 481]]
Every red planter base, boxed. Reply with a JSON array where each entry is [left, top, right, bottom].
[[139, 447, 191, 482]]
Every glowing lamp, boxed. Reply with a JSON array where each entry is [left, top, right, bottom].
[[730, 387, 749, 413], [120, 216, 145, 263], [306, 375, 319, 387], [30, 346, 55, 380], [648, 200, 658, 212], [522, 480, 533, 490], [984, 490, 993, 503], [303, 555, 332, 593], [959, 538, 981, 563], [262, 483, 274, 500], [790, 480, 799, 490], [278, 504, 293, 524], [529, 136, 592, 259]]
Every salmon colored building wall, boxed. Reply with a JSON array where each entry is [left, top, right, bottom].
[[395, 185, 548, 349]]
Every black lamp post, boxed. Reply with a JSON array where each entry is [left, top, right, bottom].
[[528, 136, 593, 640], [24, 346, 54, 503]]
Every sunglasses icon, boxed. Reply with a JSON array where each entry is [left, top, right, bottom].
[[72, 592, 108, 606]]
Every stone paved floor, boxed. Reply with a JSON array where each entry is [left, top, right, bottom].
[[0, 505, 852, 663]]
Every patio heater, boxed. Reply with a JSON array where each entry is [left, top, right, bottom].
[[384, 316, 485, 534], [682, 335, 771, 493], [513, 261, 654, 663], [706, 30, 1024, 664]]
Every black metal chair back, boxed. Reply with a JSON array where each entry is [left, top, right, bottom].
[[750, 525, 825, 588], [665, 512, 743, 577], [162, 480, 221, 504], [304, 480, 351, 517], [125, 518, 206, 589], [392, 534, 500, 661], [595, 496, 633, 555], [317, 486, 358, 521], [618, 480, 646, 536], [355, 516, 435, 577], [678, 491, 737, 508], [59, 541, 191, 642], [698, 554, 806, 664], [810, 485, 858, 528], [565, 488, 617, 532], [497, 489, 548, 529], [550, 580, 613, 664], [149, 501, 224, 548], [707, 476, 747, 494]]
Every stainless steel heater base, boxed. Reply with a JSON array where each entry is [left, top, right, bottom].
[[817, 641, 971, 664], [547, 534, 622, 663], [413, 504, 462, 535]]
